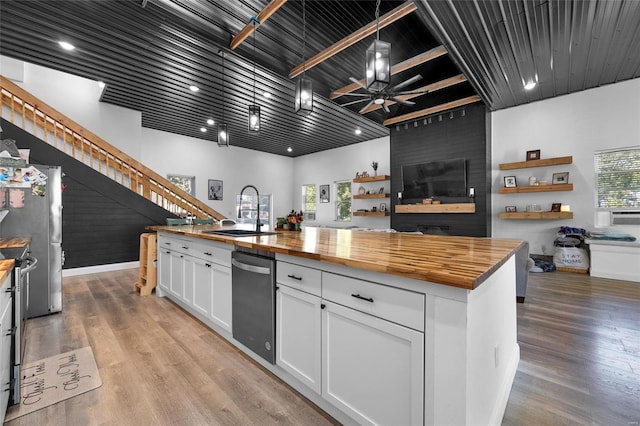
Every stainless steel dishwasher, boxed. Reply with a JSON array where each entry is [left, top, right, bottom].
[[231, 248, 276, 364]]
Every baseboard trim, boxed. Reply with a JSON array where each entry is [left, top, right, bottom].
[[63, 261, 138, 277]]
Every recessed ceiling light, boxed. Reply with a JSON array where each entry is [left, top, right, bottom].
[[524, 81, 536, 90], [189, 85, 199, 92], [207, 118, 215, 125], [263, 91, 272, 99], [287, 147, 293, 152], [58, 41, 75, 51], [355, 129, 362, 135], [200, 127, 207, 132], [97, 81, 105, 89]]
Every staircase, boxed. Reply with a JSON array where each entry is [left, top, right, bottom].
[[0, 75, 224, 221]]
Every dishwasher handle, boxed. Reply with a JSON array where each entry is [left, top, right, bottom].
[[231, 258, 272, 275]]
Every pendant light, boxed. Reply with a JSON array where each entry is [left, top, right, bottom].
[[294, 0, 313, 116], [248, 18, 261, 133], [366, 0, 391, 92], [218, 50, 229, 147]]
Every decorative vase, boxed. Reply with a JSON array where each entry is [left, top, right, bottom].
[[295, 223, 301, 231]]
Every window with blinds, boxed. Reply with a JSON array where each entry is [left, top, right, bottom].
[[594, 146, 640, 209]]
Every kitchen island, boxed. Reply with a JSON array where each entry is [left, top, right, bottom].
[[149, 225, 524, 425]]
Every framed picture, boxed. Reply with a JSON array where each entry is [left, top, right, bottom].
[[167, 174, 195, 196], [526, 149, 541, 161], [208, 179, 223, 200], [504, 176, 517, 187], [379, 187, 385, 194], [552, 172, 569, 184], [505, 206, 517, 212], [319, 184, 330, 203], [551, 203, 561, 212], [379, 203, 387, 212]]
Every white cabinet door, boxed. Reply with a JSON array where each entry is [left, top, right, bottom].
[[182, 256, 194, 305], [322, 301, 424, 426], [0, 297, 12, 423], [191, 257, 213, 317], [158, 248, 172, 293], [210, 263, 232, 332], [169, 250, 184, 300], [276, 284, 321, 394]]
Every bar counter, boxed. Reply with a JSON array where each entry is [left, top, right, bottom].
[[147, 225, 524, 290]]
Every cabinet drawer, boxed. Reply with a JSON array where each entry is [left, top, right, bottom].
[[277, 261, 321, 297], [158, 234, 191, 255], [189, 241, 232, 266], [322, 273, 424, 331]]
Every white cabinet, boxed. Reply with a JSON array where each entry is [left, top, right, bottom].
[[210, 262, 232, 332], [169, 249, 185, 300], [158, 246, 171, 293], [276, 284, 322, 394], [322, 301, 424, 426], [0, 274, 12, 424], [191, 257, 213, 317]]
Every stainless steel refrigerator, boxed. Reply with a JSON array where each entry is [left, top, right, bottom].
[[0, 165, 63, 318]]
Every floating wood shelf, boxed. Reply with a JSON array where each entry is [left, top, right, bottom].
[[353, 175, 390, 183], [499, 183, 573, 194], [395, 203, 476, 214], [353, 193, 390, 199], [499, 211, 574, 220], [499, 156, 573, 170], [353, 211, 390, 217]]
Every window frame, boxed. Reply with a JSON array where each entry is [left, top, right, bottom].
[[335, 180, 352, 222], [594, 146, 640, 210]]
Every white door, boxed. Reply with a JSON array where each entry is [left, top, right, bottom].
[[169, 251, 184, 299], [276, 285, 321, 394], [182, 255, 194, 305], [158, 248, 172, 293], [210, 263, 232, 332], [192, 257, 213, 317], [322, 301, 424, 426]]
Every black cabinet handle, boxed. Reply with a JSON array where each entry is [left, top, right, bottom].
[[351, 293, 374, 303], [182, 246, 189, 250], [321, 303, 326, 309], [204, 252, 212, 256], [165, 250, 171, 254], [287, 274, 302, 281], [205, 264, 211, 268]]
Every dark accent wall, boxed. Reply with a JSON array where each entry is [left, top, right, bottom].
[[390, 104, 491, 236], [1, 119, 178, 269]]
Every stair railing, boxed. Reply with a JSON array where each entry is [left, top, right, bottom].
[[1, 75, 225, 220]]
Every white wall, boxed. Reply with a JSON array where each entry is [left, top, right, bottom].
[[292, 137, 391, 228], [1, 56, 294, 224], [492, 78, 640, 254]]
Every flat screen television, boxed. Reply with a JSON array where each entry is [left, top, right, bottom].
[[401, 158, 467, 199]]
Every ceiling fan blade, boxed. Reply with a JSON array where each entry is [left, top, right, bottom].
[[389, 74, 423, 92], [349, 77, 368, 90], [395, 89, 429, 95], [382, 102, 390, 114], [389, 97, 416, 106], [358, 100, 376, 114], [333, 92, 371, 97], [341, 98, 370, 107]]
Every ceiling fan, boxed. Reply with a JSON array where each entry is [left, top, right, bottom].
[[335, 74, 427, 114]]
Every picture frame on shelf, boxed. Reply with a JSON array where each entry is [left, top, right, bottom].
[[319, 184, 330, 203], [526, 149, 541, 161], [551, 203, 561, 212], [379, 203, 386, 212], [379, 187, 384, 194], [371, 206, 377, 212], [208, 179, 223, 200], [504, 176, 517, 187], [505, 206, 517, 213], [552, 172, 569, 184]]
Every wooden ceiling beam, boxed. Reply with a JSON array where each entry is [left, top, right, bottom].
[[230, 0, 288, 50], [330, 45, 448, 100], [360, 74, 466, 113], [289, 1, 417, 78], [383, 95, 482, 126]]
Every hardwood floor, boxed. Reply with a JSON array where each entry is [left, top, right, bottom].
[[6, 268, 639, 425]]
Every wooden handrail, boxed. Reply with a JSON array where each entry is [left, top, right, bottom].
[[0, 75, 225, 220]]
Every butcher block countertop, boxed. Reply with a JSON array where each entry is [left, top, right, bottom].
[[0, 259, 14, 284], [0, 237, 31, 249], [148, 225, 524, 290]]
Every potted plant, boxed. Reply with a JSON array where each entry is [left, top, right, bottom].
[[287, 210, 304, 231]]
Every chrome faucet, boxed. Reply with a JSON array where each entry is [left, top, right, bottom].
[[238, 184, 262, 233]]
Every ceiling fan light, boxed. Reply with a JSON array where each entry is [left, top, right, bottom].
[[294, 77, 313, 116], [366, 39, 391, 92], [373, 96, 385, 105], [217, 123, 229, 147], [248, 105, 260, 133]]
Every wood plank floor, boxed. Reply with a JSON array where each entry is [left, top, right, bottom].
[[5, 268, 640, 425]]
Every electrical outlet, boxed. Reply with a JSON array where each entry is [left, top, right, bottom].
[[469, 187, 475, 198]]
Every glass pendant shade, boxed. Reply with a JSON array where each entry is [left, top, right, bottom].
[[366, 39, 391, 92], [248, 105, 260, 133], [217, 123, 229, 147], [294, 77, 313, 116]]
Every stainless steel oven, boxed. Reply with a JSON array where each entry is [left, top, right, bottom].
[[1, 246, 37, 405]]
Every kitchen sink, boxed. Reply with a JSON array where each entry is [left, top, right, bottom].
[[202, 229, 278, 237]]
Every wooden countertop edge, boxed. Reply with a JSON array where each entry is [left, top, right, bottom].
[[0, 237, 32, 249], [147, 226, 525, 290], [0, 259, 15, 284]]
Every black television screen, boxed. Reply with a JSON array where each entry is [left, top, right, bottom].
[[401, 158, 467, 199]]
